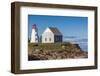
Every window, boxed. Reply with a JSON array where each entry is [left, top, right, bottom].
[[55, 36, 60, 42], [35, 33, 38, 36], [56, 37, 58, 41], [49, 38, 51, 41], [35, 38, 38, 41], [45, 38, 47, 41]]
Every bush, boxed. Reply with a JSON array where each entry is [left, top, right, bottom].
[[61, 42, 71, 46]]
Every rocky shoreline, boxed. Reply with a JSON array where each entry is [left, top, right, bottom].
[[28, 43, 88, 60]]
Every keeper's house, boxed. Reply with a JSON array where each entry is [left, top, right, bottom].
[[42, 27, 63, 43]]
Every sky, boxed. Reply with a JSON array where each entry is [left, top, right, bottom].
[[28, 15, 88, 51]]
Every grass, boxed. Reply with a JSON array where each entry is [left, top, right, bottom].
[[28, 42, 72, 51]]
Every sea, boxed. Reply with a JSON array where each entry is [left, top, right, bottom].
[[78, 43, 88, 52], [63, 38, 88, 52]]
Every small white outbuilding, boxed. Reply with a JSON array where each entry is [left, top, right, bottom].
[[42, 27, 63, 43]]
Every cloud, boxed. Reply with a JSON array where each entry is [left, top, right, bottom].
[[63, 36, 88, 44], [64, 36, 77, 39], [64, 37, 88, 44], [76, 38, 88, 42]]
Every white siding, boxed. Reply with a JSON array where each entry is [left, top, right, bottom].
[[42, 27, 54, 43], [30, 29, 39, 43]]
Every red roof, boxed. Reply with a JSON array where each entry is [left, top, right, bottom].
[[32, 24, 37, 29]]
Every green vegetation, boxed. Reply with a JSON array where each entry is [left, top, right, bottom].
[[28, 42, 72, 51]]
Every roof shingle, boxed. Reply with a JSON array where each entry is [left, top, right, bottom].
[[49, 27, 62, 35]]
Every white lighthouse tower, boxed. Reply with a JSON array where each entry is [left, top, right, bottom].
[[30, 24, 39, 43]]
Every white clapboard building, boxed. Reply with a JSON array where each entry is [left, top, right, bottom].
[[42, 27, 63, 43], [30, 24, 39, 43]]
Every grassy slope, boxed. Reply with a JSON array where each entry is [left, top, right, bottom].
[[28, 42, 78, 50]]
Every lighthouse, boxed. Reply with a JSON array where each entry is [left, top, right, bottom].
[[30, 24, 39, 43]]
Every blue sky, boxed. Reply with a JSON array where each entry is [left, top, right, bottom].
[[28, 15, 88, 51]]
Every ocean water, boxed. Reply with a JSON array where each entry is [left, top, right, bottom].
[[63, 37, 88, 52], [78, 43, 88, 52]]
